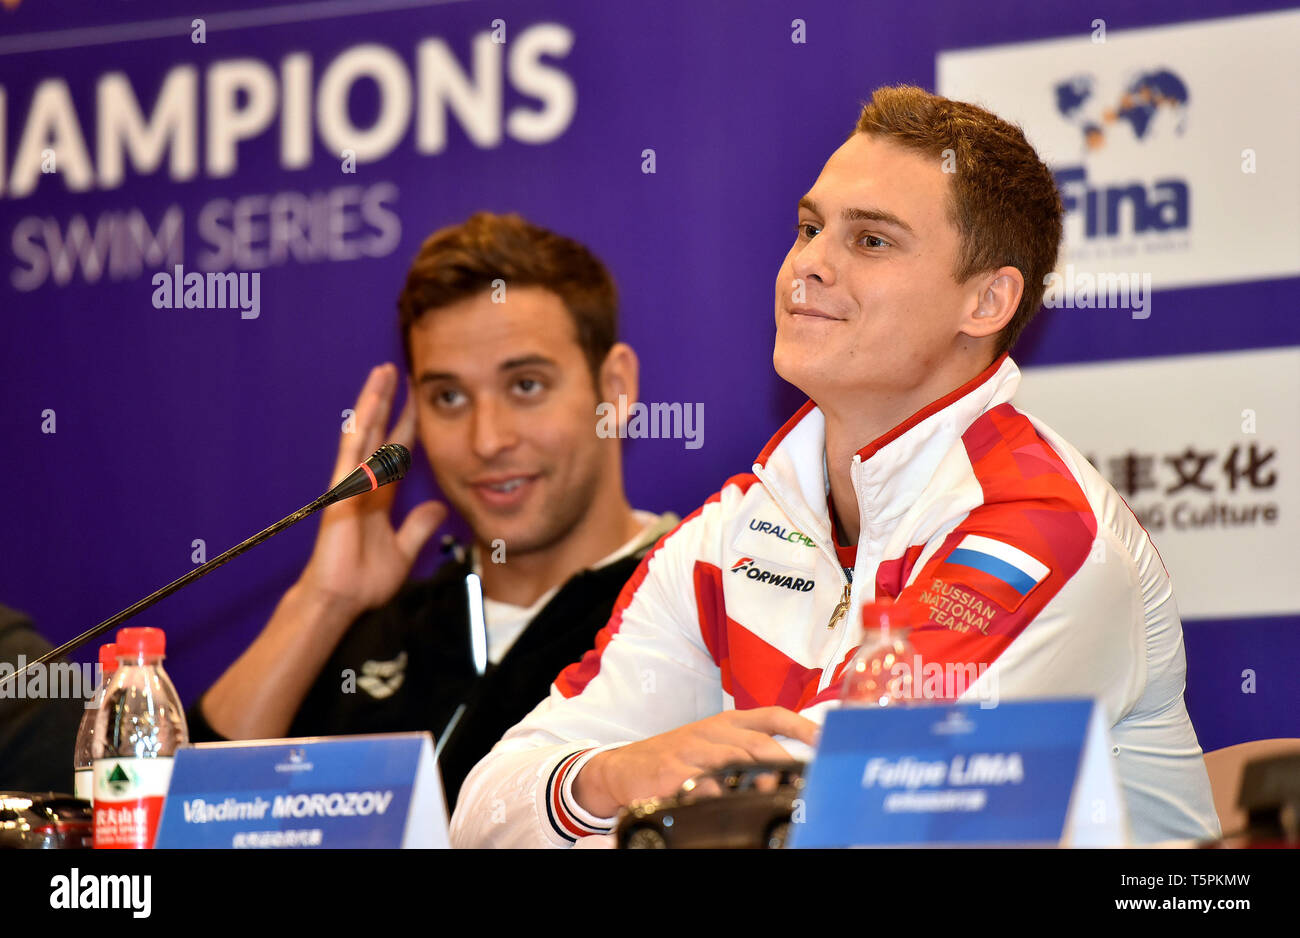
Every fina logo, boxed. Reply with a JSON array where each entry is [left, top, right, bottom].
[[1051, 69, 1190, 239], [274, 748, 314, 773]]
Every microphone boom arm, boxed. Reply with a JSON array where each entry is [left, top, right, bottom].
[[0, 443, 410, 689]]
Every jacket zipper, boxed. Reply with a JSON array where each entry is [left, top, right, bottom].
[[751, 466, 856, 629], [826, 581, 852, 630], [752, 463, 866, 699]]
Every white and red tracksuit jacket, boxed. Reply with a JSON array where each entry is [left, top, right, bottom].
[[449, 354, 1220, 847]]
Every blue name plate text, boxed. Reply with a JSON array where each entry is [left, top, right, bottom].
[[791, 699, 1126, 847], [155, 732, 447, 849]]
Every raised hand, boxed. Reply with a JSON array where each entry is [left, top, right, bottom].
[[297, 363, 447, 619]]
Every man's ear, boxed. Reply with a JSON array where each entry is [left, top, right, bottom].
[[961, 268, 1023, 339], [599, 343, 639, 429]]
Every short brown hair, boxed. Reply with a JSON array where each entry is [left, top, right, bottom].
[[397, 212, 618, 384], [853, 85, 1063, 357]]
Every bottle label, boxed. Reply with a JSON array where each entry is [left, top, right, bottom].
[[74, 768, 92, 803], [93, 757, 174, 849]]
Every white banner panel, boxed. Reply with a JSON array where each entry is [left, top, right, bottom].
[[937, 10, 1300, 294], [1014, 348, 1299, 620]]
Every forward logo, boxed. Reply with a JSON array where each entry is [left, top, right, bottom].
[[730, 557, 815, 592]]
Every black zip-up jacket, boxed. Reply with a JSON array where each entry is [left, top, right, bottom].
[[186, 546, 657, 808], [0, 604, 86, 792]]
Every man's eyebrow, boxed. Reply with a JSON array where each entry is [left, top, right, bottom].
[[416, 354, 559, 384], [798, 196, 915, 236], [500, 354, 559, 371]]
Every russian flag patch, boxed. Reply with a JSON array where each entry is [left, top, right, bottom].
[[934, 535, 1050, 612]]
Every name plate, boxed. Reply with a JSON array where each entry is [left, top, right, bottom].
[[790, 699, 1126, 847], [154, 733, 448, 848]]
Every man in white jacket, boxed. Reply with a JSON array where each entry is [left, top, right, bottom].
[[450, 85, 1221, 847]]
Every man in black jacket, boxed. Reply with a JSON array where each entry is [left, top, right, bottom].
[[189, 213, 676, 807], [0, 603, 86, 792]]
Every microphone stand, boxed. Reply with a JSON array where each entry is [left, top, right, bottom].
[[0, 443, 410, 690]]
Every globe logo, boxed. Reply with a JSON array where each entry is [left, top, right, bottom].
[[1055, 69, 1189, 150]]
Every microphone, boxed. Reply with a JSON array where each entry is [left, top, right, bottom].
[[0, 443, 412, 689], [321, 442, 411, 505]]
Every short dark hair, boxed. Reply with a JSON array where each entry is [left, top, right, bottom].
[[397, 212, 619, 383], [854, 85, 1064, 356]]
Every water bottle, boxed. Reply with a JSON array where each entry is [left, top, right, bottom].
[[92, 627, 189, 849], [840, 599, 918, 707], [73, 642, 119, 802]]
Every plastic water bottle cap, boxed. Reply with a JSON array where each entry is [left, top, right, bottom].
[[116, 626, 166, 658], [98, 643, 120, 674]]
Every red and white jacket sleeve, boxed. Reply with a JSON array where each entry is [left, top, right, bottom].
[[448, 493, 729, 849]]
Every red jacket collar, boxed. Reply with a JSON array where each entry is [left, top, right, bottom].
[[754, 352, 1011, 468], [855, 352, 1010, 462]]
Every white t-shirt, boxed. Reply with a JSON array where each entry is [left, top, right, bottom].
[[473, 510, 667, 665]]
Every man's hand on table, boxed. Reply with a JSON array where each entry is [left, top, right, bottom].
[[571, 707, 819, 819]]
